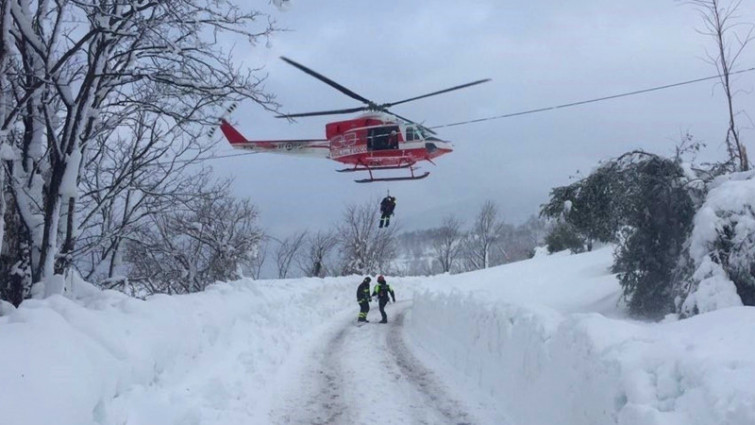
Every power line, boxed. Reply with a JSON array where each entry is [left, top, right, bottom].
[[152, 150, 259, 166], [176, 150, 259, 164], [430, 67, 755, 129]]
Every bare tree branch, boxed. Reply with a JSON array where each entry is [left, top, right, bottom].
[[686, 0, 753, 171]]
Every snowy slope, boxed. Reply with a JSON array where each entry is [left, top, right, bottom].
[[1, 247, 754, 425]]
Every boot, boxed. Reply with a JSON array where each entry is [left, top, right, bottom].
[[379, 319, 387, 323]]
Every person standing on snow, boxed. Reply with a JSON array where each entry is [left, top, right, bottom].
[[356, 276, 372, 323], [371, 275, 396, 323], [379, 196, 396, 228]]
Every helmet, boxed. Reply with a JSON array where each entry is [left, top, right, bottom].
[[364, 276, 371, 283], [377, 275, 385, 283]]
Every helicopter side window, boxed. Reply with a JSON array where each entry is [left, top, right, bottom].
[[368, 125, 400, 151]]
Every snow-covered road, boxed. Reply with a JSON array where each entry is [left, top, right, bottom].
[[270, 301, 492, 425], [3, 249, 755, 425]]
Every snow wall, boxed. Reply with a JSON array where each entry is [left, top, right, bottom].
[[0, 277, 356, 425], [406, 293, 755, 425]]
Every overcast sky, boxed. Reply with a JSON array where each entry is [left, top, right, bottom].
[[210, 0, 755, 237]]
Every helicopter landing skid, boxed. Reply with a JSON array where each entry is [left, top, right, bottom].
[[354, 172, 430, 183], [336, 163, 413, 172]]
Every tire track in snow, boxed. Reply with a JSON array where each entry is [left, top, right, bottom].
[[275, 325, 352, 425], [273, 303, 479, 425], [386, 307, 475, 425]]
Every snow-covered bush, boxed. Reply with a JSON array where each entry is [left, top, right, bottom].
[[544, 220, 585, 253], [677, 171, 755, 315]]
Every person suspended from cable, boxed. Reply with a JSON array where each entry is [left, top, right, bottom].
[[379, 195, 396, 228]]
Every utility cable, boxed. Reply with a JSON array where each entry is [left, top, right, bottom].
[[430, 67, 755, 129]]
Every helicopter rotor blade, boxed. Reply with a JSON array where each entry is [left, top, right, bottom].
[[383, 79, 491, 108], [280, 56, 375, 106], [276, 106, 369, 119]]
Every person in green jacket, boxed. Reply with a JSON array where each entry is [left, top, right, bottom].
[[371, 275, 396, 323]]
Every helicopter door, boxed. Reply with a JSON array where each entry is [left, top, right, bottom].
[[367, 125, 400, 151]]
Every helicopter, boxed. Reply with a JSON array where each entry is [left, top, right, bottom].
[[219, 56, 490, 183]]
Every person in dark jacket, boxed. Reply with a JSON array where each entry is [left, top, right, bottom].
[[371, 275, 396, 323], [379, 196, 396, 228], [356, 276, 372, 322]]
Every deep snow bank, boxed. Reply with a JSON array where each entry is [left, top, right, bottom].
[[405, 248, 755, 425], [0, 276, 357, 425]]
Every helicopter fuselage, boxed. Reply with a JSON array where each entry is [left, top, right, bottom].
[[326, 114, 453, 168]]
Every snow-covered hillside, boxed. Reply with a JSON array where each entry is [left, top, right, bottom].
[[1, 247, 753, 425]]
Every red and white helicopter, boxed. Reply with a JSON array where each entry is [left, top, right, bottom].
[[219, 57, 489, 183]]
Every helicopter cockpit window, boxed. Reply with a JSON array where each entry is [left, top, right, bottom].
[[405, 126, 419, 141], [406, 126, 428, 141], [368, 125, 400, 151]]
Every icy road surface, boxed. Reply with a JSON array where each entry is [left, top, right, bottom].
[[269, 301, 509, 425]]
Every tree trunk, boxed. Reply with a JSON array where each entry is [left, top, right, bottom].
[[37, 170, 63, 281], [55, 197, 76, 274]]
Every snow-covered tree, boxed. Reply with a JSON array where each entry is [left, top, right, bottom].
[[0, 0, 10, 258], [75, 109, 214, 284], [432, 215, 463, 273], [462, 201, 505, 270], [541, 162, 627, 250], [297, 230, 338, 278], [607, 154, 696, 318], [124, 178, 262, 295], [274, 231, 307, 279], [542, 151, 697, 318], [1, 0, 278, 304], [248, 238, 270, 280], [676, 171, 755, 315]]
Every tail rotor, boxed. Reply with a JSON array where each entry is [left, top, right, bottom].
[[208, 102, 239, 138]]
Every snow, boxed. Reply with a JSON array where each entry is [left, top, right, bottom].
[[688, 171, 755, 264], [272, 0, 293, 12], [0, 299, 14, 316], [682, 255, 743, 314], [0, 142, 17, 160], [682, 171, 755, 314], [59, 145, 82, 198], [1, 247, 754, 425]]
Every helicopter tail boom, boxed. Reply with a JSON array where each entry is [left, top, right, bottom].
[[218, 120, 331, 158]]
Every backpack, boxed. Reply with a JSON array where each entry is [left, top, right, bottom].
[[378, 283, 388, 298]]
